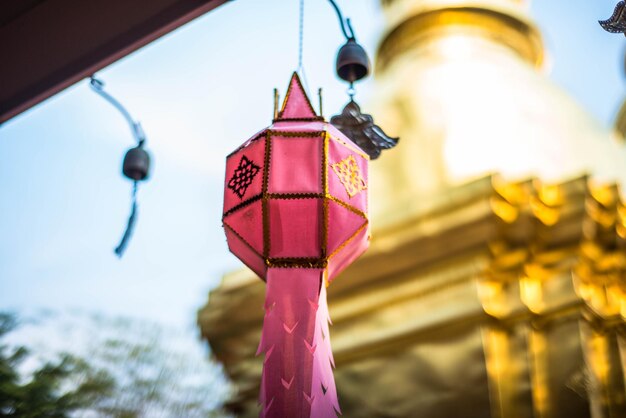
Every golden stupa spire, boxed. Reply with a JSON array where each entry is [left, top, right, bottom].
[[377, 0, 542, 70], [368, 0, 626, 221]]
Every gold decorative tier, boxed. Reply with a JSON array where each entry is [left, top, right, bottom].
[[199, 175, 626, 417]]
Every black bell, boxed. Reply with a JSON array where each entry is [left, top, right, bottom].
[[336, 38, 370, 83], [122, 145, 150, 181]]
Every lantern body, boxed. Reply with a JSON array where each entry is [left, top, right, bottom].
[[222, 73, 369, 418], [223, 77, 369, 283]]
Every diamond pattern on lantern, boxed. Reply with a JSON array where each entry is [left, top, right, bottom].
[[331, 155, 367, 198], [228, 155, 260, 199]]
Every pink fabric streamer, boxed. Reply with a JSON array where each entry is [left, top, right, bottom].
[[223, 73, 369, 418], [257, 268, 339, 418]]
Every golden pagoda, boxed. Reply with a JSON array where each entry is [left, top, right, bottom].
[[198, 1, 626, 416]]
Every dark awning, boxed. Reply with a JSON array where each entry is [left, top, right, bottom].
[[0, 0, 230, 123]]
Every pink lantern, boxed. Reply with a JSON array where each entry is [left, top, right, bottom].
[[223, 73, 369, 418]]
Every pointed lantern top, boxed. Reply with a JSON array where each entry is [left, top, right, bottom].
[[275, 72, 323, 122]]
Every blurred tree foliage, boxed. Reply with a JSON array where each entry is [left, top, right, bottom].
[[0, 312, 231, 418], [0, 313, 114, 417]]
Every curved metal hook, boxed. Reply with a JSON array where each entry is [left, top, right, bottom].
[[89, 76, 145, 145], [327, 0, 356, 40]]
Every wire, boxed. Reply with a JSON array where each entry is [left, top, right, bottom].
[[346, 18, 355, 40], [298, 0, 305, 73], [89, 76, 145, 145], [114, 181, 138, 258], [327, 0, 355, 40], [296, 0, 310, 93]]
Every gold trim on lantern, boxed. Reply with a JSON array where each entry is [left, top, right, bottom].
[[258, 193, 366, 220], [265, 192, 324, 200], [226, 132, 266, 158], [266, 257, 328, 269], [323, 132, 330, 195], [322, 132, 329, 258], [327, 195, 367, 219], [273, 117, 324, 123], [327, 132, 370, 161], [323, 270, 330, 288], [223, 193, 263, 219], [223, 223, 264, 259], [328, 221, 369, 260], [262, 135, 272, 258], [267, 130, 325, 138]]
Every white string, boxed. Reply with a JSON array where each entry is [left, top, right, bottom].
[[298, 0, 304, 72], [297, 0, 310, 92]]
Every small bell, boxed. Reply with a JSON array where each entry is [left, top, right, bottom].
[[328, 1, 398, 161], [122, 145, 150, 181], [336, 38, 370, 83], [89, 76, 152, 258]]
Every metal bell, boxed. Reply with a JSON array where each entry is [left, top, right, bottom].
[[122, 145, 150, 181], [336, 38, 370, 83]]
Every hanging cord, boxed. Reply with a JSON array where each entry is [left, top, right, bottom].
[[327, 0, 360, 99], [297, 0, 310, 92], [297, 0, 305, 72], [347, 84, 356, 101], [114, 181, 138, 257], [327, 0, 356, 40], [89, 77, 145, 145]]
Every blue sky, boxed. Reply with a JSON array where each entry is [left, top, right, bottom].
[[0, 0, 624, 331]]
